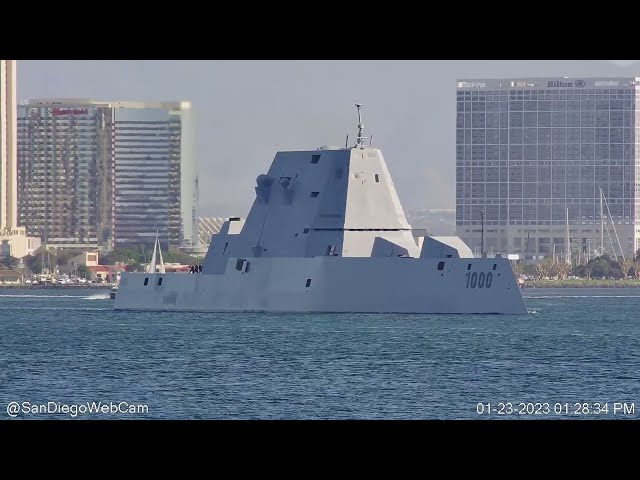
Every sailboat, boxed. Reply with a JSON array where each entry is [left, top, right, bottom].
[[146, 231, 165, 274], [599, 187, 625, 264], [35, 245, 55, 284], [112, 233, 164, 300]]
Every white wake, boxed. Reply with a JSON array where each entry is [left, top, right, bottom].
[[84, 293, 111, 300]]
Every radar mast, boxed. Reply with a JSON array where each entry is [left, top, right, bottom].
[[354, 103, 367, 149]]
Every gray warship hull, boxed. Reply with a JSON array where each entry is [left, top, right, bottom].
[[114, 108, 528, 315], [114, 256, 527, 314]]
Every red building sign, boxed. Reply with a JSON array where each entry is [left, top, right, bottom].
[[52, 107, 89, 116]]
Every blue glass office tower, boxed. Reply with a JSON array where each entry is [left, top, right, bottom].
[[456, 77, 639, 261]]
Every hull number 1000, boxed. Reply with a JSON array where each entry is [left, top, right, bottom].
[[466, 272, 493, 289]]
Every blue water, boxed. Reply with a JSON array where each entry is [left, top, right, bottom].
[[1, 288, 639, 419]]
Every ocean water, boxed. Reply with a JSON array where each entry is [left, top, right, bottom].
[[1, 287, 639, 420]]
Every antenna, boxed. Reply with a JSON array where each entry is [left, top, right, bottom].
[[354, 103, 367, 149], [480, 210, 486, 258], [370, 134, 373, 147], [345, 133, 349, 149], [565, 207, 571, 266]]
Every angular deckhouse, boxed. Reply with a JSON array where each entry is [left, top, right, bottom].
[[115, 106, 527, 314]]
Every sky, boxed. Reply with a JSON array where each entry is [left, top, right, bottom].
[[17, 60, 640, 218]]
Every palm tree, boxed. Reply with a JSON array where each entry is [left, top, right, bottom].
[[621, 258, 634, 280], [0, 255, 18, 270], [536, 259, 553, 279], [554, 261, 571, 280]]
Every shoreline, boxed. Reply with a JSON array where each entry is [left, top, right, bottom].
[[0, 284, 114, 289], [522, 279, 640, 288]]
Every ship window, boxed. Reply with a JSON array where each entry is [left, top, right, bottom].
[[311, 154, 320, 164], [493, 264, 497, 270], [311, 192, 319, 198], [157, 277, 163, 286], [375, 174, 380, 182], [303, 228, 309, 234], [467, 264, 471, 270], [306, 278, 312, 287], [437, 261, 445, 270], [144, 277, 149, 285]]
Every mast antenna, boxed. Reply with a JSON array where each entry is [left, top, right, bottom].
[[354, 103, 367, 149], [480, 210, 486, 258]]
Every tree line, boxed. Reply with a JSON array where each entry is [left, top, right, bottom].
[[1, 246, 200, 275], [516, 250, 640, 281]]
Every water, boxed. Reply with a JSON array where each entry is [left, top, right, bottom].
[[1, 288, 639, 419]]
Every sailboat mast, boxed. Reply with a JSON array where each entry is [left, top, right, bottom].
[[148, 236, 158, 273], [565, 207, 571, 265], [600, 187, 604, 256], [157, 235, 165, 274]]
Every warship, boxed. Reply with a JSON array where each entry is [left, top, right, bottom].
[[114, 106, 527, 314]]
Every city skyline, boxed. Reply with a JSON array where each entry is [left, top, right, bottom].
[[1, 60, 17, 232], [17, 98, 196, 249], [17, 60, 640, 220]]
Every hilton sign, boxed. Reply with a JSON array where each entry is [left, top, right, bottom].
[[547, 80, 586, 88]]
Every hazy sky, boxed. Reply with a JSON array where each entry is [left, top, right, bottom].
[[18, 60, 640, 218]]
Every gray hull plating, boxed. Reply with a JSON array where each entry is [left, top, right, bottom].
[[114, 256, 527, 314], [114, 113, 528, 315]]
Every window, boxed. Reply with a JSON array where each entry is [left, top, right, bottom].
[[493, 264, 497, 270], [305, 278, 311, 287], [437, 261, 445, 271], [311, 154, 320, 164], [157, 277, 163, 286], [467, 264, 472, 270], [310, 192, 319, 198], [144, 277, 149, 286], [375, 174, 379, 183]]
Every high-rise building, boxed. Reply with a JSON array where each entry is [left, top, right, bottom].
[[17, 99, 197, 249], [1, 60, 17, 233], [197, 217, 227, 246], [17, 100, 112, 248], [112, 101, 197, 248], [1, 60, 40, 258], [456, 77, 640, 261]]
